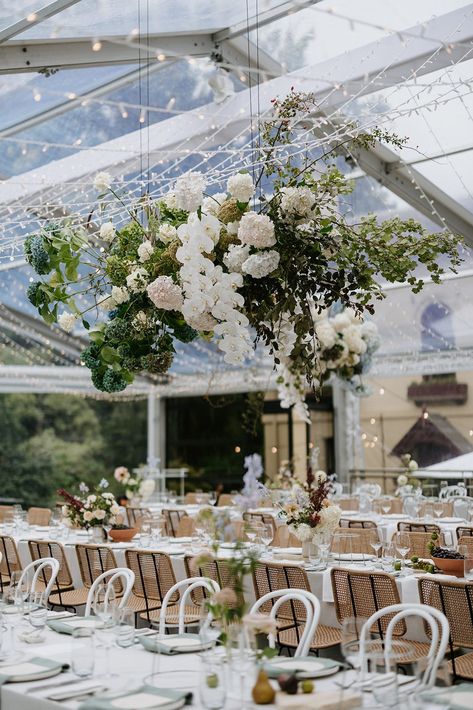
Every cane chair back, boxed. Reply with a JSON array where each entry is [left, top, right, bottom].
[[125, 549, 178, 622], [419, 501, 453, 517], [0, 535, 21, 587], [456, 526, 473, 540], [331, 528, 379, 555], [28, 540, 74, 590], [175, 516, 195, 537], [0, 506, 13, 523], [187, 555, 241, 603], [337, 498, 359, 511], [184, 493, 198, 504], [216, 494, 234, 507], [458, 536, 473, 553], [26, 507, 52, 526], [253, 561, 340, 650], [243, 512, 276, 535], [126, 507, 151, 528], [272, 525, 301, 547], [331, 568, 404, 636], [162, 509, 187, 537], [397, 521, 441, 534], [418, 577, 473, 679], [76, 544, 122, 594], [401, 531, 444, 559], [339, 519, 377, 530]]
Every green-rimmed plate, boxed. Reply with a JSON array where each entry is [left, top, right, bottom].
[[47, 616, 100, 635], [78, 685, 191, 709], [264, 656, 340, 679], [139, 633, 212, 655], [0, 657, 67, 684]]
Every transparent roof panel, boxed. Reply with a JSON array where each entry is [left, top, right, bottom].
[[0, 0, 41, 33], [15, 0, 284, 40]]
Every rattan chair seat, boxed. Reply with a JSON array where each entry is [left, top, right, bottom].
[[448, 652, 473, 680], [139, 603, 202, 626], [48, 587, 89, 608], [277, 623, 342, 650]]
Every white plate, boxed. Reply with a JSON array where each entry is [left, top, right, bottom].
[[438, 517, 464, 523], [382, 513, 409, 519], [168, 537, 192, 544], [332, 553, 375, 561], [267, 657, 339, 679], [0, 660, 64, 682]]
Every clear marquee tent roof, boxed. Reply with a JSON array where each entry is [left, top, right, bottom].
[[2, 0, 473, 399]]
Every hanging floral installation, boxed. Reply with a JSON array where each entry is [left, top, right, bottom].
[[25, 91, 461, 420]]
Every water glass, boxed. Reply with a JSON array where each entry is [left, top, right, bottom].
[[371, 671, 399, 707], [199, 653, 226, 709], [340, 617, 369, 671], [28, 592, 47, 635], [114, 607, 135, 648], [71, 627, 95, 678]]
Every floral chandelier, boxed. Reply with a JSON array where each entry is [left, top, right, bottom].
[[25, 91, 461, 420]]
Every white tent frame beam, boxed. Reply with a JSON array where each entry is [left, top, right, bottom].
[[0, 0, 81, 44], [213, 0, 323, 42]]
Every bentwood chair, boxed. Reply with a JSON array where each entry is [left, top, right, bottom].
[[28, 540, 83, 610], [456, 526, 473, 540], [216, 494, 234, 507], [158, 577, 220, 635], [243, 512, 277, 536], [398, 531, 445, 559], [250, 589, 321, 657], [252, 561, 341, 652], [359, 604, 449, 688], [126, 507, 151, 528], [337, 498, 360, 511], [175, 516, 195, 537], [0, 535, 22, 590], [272, 525, 302, 548], [0, 506, 14, 524], [331, 568, 431, 660], [84, 568, 135, 616], [185, 554, 243, 612], [458, 536, 473, 554], [339, 519, 377, 530], [18, 558, 60, 602], [27, 507, 52, 526], [419, 577, 473, 680], [331, 527, 379, 555]]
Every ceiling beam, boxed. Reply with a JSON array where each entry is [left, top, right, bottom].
[[213, 0, 323, 42], [0, 0, 81, 44], [217, 36, 283, 84], [0, 32, 214, 74]]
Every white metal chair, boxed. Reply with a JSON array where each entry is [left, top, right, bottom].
[[84, 568, 135, 616], [18, 557, 59, 601], [158, 577, 220, 635], [357, 483, 382, 499], [453, 497, 471, 521], [250, 588, 320, 657], [359, 603, 449, 688], [440, 485, 468, 499]]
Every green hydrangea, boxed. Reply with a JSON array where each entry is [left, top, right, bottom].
[[141, 351, 173, 374], [91, 368, 105, 391], [115, 222, 146, 256], [122, 355, 142, 371], [27, 281, 48, 307], [24, 234, 52, 275], [81, 343, 101, 369], [105, 318, 130, 342], [102, 370, 128, 393], [105, 255, 129, 285]]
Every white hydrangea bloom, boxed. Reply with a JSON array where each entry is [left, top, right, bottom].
[[93, 171, 112, 192], [99, 222, 115, 242], [158, 223, 177, 244], [58, 312, 76, 332], [332, 312, 352, 331], [237, 212, 276, 248], [98, 295, 114, 311], [227, 173, 254, 203], [242, 250, 280, 278], [280, 186, 315, 218], [147, 276, 183, 311], [126, 267, 148, 293], [342, 325, 367, 355], [111, 286, 129, 305], [226, 220, 240, 235], [174, 171, 206, 212], [316, 322, 337, 349], [163, 191, 178, 210], [223, 244, 251, 273], [137, 241, 154, 262], [289, 523, 313, 542], [202, 192, 227, 216]]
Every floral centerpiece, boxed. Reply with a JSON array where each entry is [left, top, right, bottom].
[[58, 478, 120, 528], [395, 453, 421, 496], [24, 91, 461, 420], [279, 468, 342, 556], [113, 465, 155, 503]]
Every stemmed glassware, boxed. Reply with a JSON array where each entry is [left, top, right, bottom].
[[381, 498, 392, 515], [369, 531, 383, 565], [394, 532, 411, 574], [260, 524, 273, 557]]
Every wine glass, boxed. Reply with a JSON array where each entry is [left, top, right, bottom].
[[92, 584, 117, 678], [382, 542, 396, 572], [340, 617, 370, 677], [245, 522, 258, 546], [369, 530, 383, 563], [260, 524, 273, 556], [317, 533, 331, 567], [394, 532, 411, 573], [381, 498, 392, 515]]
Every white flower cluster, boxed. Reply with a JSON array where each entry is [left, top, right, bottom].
[[147, 275, 183, 311], [176, 213, 253, 363], [315, 309, 379, 372], [279, 186, 316, 219], [227, 173, 254, 202], [316, 502, 342, 536], [174, 171, 206, 212], [138, 240, 154, 262], [242, 250, 280, 278], [58, 311, 76, 332], [100, 222, 115, 242], [275, 360, 311, 424], [93, 171, 112, 192], [126, 267, 148, 293], [238, 212, 276, 248]]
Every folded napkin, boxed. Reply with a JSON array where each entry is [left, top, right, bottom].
[[271, 554, 304, 562], [265, 656, 339, 679], [0, 657, 67, 685], [79, 685, 192, 709], [420, 682, 473, 709], [139, 633, 208, 655], [275, 690, 361, 710], [47, 616, 99, 635]]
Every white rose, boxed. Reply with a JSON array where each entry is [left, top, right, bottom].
[[99, 222, 115, 242], [83, 510, 94, 522], [158, 223, 177, 244], [127, 478, 137, 486], [126, 267, 148, 293], [111, 286, 129, 305], [87, 494, 97, 503], [58, 312, 76, 332], [409, 460, 418, 471], [227, 173, 254, 203], [314, 470, 327, 485], [290, 523, 313, 542], [94, 509, 106, 520], [137, 241, 154, 262], [110, 504, 120, 515], [94, 171, 112, 192]]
